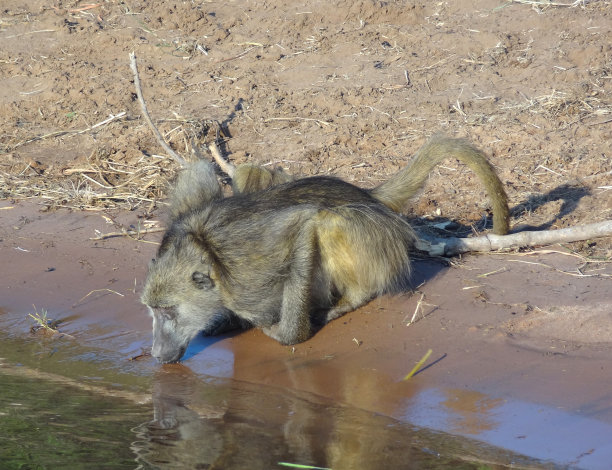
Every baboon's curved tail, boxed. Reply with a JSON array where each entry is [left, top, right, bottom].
[[370, 136, 510, 235]]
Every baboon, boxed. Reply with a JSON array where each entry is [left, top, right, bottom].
[[141, 136, 509, 363]]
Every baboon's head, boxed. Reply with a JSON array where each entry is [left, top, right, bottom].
[[141, 234, 225, 363]]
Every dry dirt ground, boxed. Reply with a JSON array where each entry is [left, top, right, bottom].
[[1, 0, 612, 467], [1, 0, 611, 236]]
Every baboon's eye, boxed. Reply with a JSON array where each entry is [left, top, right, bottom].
[[192, 271, 214, 289], [161, 309, 175, 321]]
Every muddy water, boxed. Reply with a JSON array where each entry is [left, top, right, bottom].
[[1, 372, 150, 468], [1, 334, 541, 470]]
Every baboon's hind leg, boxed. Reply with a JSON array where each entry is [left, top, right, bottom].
[[316, 205, 414, 325], [325, 292, 373, 323]]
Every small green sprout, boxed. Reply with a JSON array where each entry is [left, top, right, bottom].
[[28, 307, 59, 333]]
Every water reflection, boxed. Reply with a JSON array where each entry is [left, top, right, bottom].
[[440, 389, 505, 435], [405, 388, 612, 470], [130, 365, 542, 470]]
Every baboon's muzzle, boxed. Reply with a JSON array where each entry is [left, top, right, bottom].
[[151, 322, 189, 363], [151, 341, 187, 364]]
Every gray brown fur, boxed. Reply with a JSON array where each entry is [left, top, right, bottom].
[[232, 163, 293, 195], [141, 136, 509, 362]]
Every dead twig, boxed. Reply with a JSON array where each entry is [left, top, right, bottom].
[[208, 140, 236, 177], [0, 363, 151, 404], [264, 116, 332, 127], [129, 52, 187, 167], [506, 259, 610, 278], [9, 112, 126, 151], [90, 227, 165, 241], [405, 292, 438, 326], [510, 249, 611, 263], [128, 350, 152, 361], [216, 47, 256, 63], [1, 29, 56, 39], [69, 3, 102, 13], [75, 288, 124, 307], [407, 293, 425, 326]]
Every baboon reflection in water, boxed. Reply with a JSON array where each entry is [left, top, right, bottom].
[[130, 367, 524, 469]]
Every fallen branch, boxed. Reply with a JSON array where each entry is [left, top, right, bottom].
[[415, 220, 612, 256], [125, 53, 610, 261], [129, 52, 187, 167], [216, 46, 256, 63]]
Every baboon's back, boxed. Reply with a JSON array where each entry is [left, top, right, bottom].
[[245, 175, 378, 208]]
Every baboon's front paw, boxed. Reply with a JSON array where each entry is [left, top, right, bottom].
[[262, 324, 311, 345], [262, 324, 287, 344]]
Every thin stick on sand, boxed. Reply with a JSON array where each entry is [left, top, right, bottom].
[[129, 52, 187, 167], [208, 140, 236, 177], [90, 227, 166, 241]]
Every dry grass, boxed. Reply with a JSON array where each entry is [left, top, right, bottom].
[[0, 118, 222, 211], [0, 156, 172, 211]]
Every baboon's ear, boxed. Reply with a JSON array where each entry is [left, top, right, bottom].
[[192, 271, 214, 289]]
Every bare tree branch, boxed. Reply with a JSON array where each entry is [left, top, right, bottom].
[[415, 220, 612, 256], [129, 52, 187, 167]]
